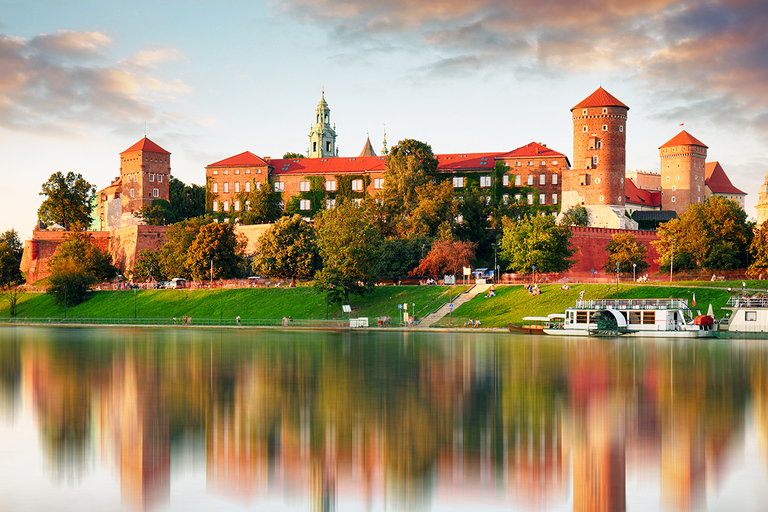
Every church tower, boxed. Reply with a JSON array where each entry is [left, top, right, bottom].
[[757, 171, 768, 226], [659, 131, 708, 215], [308, 92, 338, 158], [563, 87, 636, 229]]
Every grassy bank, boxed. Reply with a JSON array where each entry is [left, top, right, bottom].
[[0, 281, 751, 328]]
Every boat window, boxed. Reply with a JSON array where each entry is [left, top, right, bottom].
[[628, 311, 641, 324], [642, 311, 655, 324], [746, 311, 757, 321], [576, 311, 588, 324]]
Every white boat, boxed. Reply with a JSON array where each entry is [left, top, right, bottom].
[[542, 298, 715, 338], [717, 294, 768, 337]]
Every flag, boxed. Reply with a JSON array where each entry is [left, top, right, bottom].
[[679, 123, 685, 126], [692, 293, 696, 307]]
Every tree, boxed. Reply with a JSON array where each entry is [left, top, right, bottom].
[[314, 200, 382, 303], [393, 181, 457, 239], [376, 236, 432, 284], [559, 205, 589, 227], [454, 182, 493, 246], [283, 152, 305, 159], [603, 233, 649, 274], [169, 178, 207, 222], [156, 217, 208, 279], [748, 220, 768, 277], [38, 171, 95, 230], [134, 200, 172, 226], [237, 178, 283, 224], [499, 215, 576, 273], [48, 233, 117, 281], [0, 229, 24, 287], [253, 214, 318, 286], [654, 196, 752, 271], [133, 249, 162, 282], [186, 223, 247, 281], [47, 258, 96, 308], [411, 239, 476, 278]]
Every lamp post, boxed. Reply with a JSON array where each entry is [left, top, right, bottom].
[[616, 261, 620, 300], [633, 263, 637, 283], [421, 244, 425, 259], [219, 279, 223, 323], [493, 243, 498, 284], [210, 259, 214, 288], [134, 288, 137, 320]]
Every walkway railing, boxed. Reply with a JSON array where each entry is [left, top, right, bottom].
[[0, 317, 351, 328]]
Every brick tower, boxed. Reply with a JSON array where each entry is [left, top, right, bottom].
[[659, 131, 708, 215], [119, 137, 171, 225], [563, 87, 636, 229]]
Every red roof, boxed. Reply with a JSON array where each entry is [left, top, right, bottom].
[[208, 151, 271, 168], [496, 142, 567, 159], [625, 177, 661, 207], [436, 152, 502, 171], [659, 130, 708, 149], [571, 87, 629, 111], [705, 161, 746, 195], [121, 137, 170, 154], [271, 155, 387, 175]]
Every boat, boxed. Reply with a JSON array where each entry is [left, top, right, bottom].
[[542, 298, 715, 338], [509, 314, 565, 334], [715, 294, 768, 338]]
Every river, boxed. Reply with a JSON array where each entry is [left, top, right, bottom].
[[0, 326, 766, 511]]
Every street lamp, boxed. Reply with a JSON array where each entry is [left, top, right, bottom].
[[492, 243, 498, 284], [616, 261, 620, 300], [134, 287, 137, 320], [421, 244, 425, 259], [633, 263, 637, 282]]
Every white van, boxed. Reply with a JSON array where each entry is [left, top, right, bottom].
[[168, 278, 187, 289]]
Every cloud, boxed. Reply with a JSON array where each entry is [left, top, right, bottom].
[[0, 30, 191, 134], [281, 0, 768, 135]]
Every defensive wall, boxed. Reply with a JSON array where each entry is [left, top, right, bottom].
[[565, 226, 661, 277]]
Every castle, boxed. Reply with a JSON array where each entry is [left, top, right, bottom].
[[21, 88, 751, 283]]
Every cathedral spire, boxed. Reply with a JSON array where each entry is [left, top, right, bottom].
[[308, 90, 337, 158], [381, 125, 388, 155]]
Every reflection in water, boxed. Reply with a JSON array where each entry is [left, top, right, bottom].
[[0, 327, 765, 510]]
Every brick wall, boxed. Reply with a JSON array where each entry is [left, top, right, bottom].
[[21, 230, 112, 283], [564, 226, 661, 277]]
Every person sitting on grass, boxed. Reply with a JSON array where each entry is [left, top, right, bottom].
[[464, 318, 474, 327], [474, 319, 481, 328]]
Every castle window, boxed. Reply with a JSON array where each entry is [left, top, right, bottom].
[[666, 176, 670, 181], [157, 175, 162, 183], [149, 174, 155, 182], [452, 177, 464, 188], [539, 194, 546, 204], [595, 177, 601, 184], [153, 188, 159, 197], [540, 160, 546, 166], [212, 200, 218, 211], [502, 175, 509, 186], [602, 108, 607, 114], [515, 161, 521, 167], [515, 175, 521, 186], [223, 183, 229, 193], [579, 174, 589, 186], [374, 178, 384, 189], [234, 200, 240, 211], [527, 161, 533, 166], [212, 183, 218, 193], [602, 125, 608, 131], [592, 156, 599, 165], [274, 181, 285, 192], [480, 176, 491, 187], [234, 170, 240, 175], [326, 199, 336, 209], [582, 109, 588, 115], [300, 199, 311, 211], [599, 196, 604, 202], [698, 185, 701, 192], [671, 196, 676, 202], [619, 125, 624, 132], [326, 141, 332, 152], [130, 188, 135, 197], [353, 198, 362, 206], [552, 174, 558, 185], [223, 201, 229, 212], [313, 142, 317, 153], [515, 194, 521, 202], [300, 180, 311, 192], [326, 180, 337, 192], [502, 194, 509, 204], [245, 181, 251, 193], [596, 141, 602, 149], [672, 185, 676, 191], [527, 193, 533, 205], [552, 193, 558, 204], [351, 179, 364, 191], [676, 175, 680, 180], [539, 174, 546, 185], [527, 175, 534, 186], [583, 126, 588, 132], [235, 182, 240, 193], [552, 160, 559, 165], [224, 170, 229, 175], [246, 169, 251, 174]]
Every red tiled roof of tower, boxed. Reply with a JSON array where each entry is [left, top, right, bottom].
[[705, 161, 746, 195], [571, 87, 629, 111], [121, 137, 170, 154], [625, 177, 661, 207], [272, 156, 387, 175], [208, 151, 271, 168], [496, 142, 567, 159], [659, 130, 708, 149]]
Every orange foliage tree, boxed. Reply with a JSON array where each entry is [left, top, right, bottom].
[[411, 239, 476, 277]]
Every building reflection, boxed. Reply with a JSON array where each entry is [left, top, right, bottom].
[[3, 329, 758, 511]]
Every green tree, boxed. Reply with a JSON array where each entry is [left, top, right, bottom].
[[603, 233, 649, 274], [500, 215, 576, 273], [133, 249, 162, 282], [559, 205, 589, 227], [47, 258, 96, 308], [315, 200, 382, 303], [169, 178, 207, 222], [48, 233, 117, 282], [454, 182, 493, 246], [237, 178, 283, 224], [375, 236, 432, 284], [186, 223, 247, 281], [134, 200, 171, 226], [748, 220, 768, 277], [283, 152, 305, 159], [0, 229, 24, 287], [156, 217, 208, 279], [411, 239, 476, 277], [654, 196, 752, 271], [253, 214, 318, 286], [38, 171, 95, 230]]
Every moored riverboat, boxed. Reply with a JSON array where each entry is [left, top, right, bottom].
[[716, 294, 768, 338], [542, 298, 715, 338], [508, 314, 565, 334]]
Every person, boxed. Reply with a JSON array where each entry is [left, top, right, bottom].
[[474, 319, 481, 328], [465, 318, 474, 327], [282, 316, 288, 326], [236, 315, 241, 326]]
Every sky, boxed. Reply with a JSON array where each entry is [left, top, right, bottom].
[[1, 0, 768, 238]]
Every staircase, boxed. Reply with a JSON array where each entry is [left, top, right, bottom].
[[418, 284, 491, 327]]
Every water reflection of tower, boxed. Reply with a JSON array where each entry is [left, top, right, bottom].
[[569, 349, 626, 512]]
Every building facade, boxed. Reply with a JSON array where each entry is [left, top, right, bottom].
[[659, 131, 708, 215]]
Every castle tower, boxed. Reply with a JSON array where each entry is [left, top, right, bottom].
[[119, 137, 171, 225], [758, 172, 768, 226], [308, 92, 337, 158], [563, 87, 636, 229], [659, 131, 708, 215]]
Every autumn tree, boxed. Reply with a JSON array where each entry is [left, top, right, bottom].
[[559, 205, 589, 227], [237, 178, 282, 224], [499, 215, 576, 273], [314, 200, 382, 303], [654, 196, 752, 270], [748, 220, 768, 277], [394, 181, 457, 239], [46, 233, 116, 307], [38, 171, 95, 230], [0, 229, 24, 287], [603, 233, 649, 274], [253, 214, 318, 286], [156, 217, 208, 279], [186, 223, 247, 281], [411, 239, 477, 277]]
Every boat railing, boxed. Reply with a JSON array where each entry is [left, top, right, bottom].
[[727, 295, 768, 308], [575, 298, 689, 310]]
